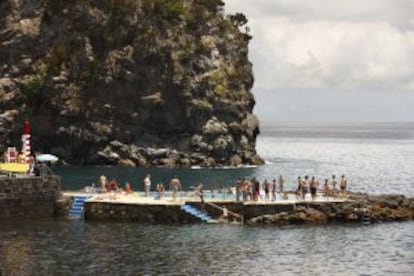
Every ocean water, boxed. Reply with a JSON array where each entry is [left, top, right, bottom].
[[1, 122, 414, 275], [55, 121, 414, 196]]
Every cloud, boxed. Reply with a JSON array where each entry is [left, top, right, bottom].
[[225, 0, 414, 91]]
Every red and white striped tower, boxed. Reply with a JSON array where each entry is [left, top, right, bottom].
[[21, 118, 31, 164]]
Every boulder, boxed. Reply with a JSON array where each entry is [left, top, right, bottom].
[[229, 154, 242, 166], [141, 92, 163, 106], [146, 148, 169, 159], [202, 117, 228, 135]]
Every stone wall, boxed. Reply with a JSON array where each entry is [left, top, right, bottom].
[[84, 202, 201, 224], [84, 200, 298, 223], [0, 175, 62, 218]]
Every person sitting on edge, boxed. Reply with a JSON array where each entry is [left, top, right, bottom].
[[156, 183, 165, 199], [169, 176, 182, 201], [124, 181, 132, 195], [108, 178, 119, 192], [340, 175, 348, 199]]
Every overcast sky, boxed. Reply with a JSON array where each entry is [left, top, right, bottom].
[[225, 0, 414, 122]]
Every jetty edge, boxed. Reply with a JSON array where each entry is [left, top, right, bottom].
[[1, 171, 413, 224], [57, 191, 414, 225]]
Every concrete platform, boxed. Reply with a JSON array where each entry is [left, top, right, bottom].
[[62, 190, 350, 224], [63, 190, 348, 206]]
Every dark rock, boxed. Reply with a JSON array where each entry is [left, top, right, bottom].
[[248, 194, 414, 225], [229, 154, 242, 166], [141, 92, 163, 106], [146, 148, 169, 159]]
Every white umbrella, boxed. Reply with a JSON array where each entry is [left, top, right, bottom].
[[36, 154, 59, 163]]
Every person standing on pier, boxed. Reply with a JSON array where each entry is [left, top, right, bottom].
[[235, 178, 242, 202], [170, 176, 182, 201], [263, 179, 270, 201], [296, 176, 303, 200], [253, 177, 260, 201], [196, 183, 204, 203], [340, 175, 348, 198], [310, 176, 318, 201], [302, 176, 309, 200], [144, 174, 151, 197], [331, 175, 338, 197], [99, 175, 107, 193], [323, 178, 330, 200], [278, 175, 285, 194], [271, 179, 277, 201]]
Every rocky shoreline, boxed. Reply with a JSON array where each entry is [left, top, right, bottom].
[[247, 193, 414, 225]]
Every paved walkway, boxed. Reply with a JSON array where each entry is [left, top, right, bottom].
[[63, 190, 348, 205]]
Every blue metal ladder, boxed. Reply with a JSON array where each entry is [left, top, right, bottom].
[[70, 195, 91, 218], [180, 204, 218, 223]]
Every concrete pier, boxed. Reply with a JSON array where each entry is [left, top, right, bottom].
[[78, 191, 347, 223]]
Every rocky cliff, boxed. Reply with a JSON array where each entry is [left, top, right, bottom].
[[0, 0, 264, 167]]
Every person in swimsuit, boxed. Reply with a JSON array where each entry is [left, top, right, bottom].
[[323, 178, 330, 200], [221, 206, 229, 222], [99, 175, 107, 193], [169, 176, 182, 201], [144, 174, 151, 197], [196, 183, 204, 203], [331, 175, 338, 197], [296, 176, 302, 200], [156, 183, 165, 199], [340, 175, 348, 198], [310, 176, 318, 201], [263, 179, 270, 201], [278, 175, 284, 194], [302, 176, 309, 200], [124, 181, 132, 195], [271, 179, 276, 201], [235, 178, 242, 202]]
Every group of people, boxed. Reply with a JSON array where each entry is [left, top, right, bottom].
[[296, 174, 348, 200], [95, 174, 184, 201], [234, 175, 287, 202], [232, 174, 348, 202], [92, 173, 348, 202], [143, 174, 183, 201], [97, 175, 132, 195]]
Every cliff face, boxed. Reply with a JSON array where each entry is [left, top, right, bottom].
[[0, 0, 264, 167]]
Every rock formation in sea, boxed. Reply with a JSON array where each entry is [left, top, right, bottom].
[[247, 193, 414, 225], [0, 0, 264, 167]]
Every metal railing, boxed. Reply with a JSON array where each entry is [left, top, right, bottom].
[[204, 201, 244, 225]]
